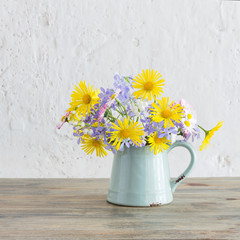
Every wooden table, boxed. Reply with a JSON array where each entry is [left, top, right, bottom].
[[0, 178, 239, 239]]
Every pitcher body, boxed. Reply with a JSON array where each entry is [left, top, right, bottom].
[[107, 141, 196, 207]]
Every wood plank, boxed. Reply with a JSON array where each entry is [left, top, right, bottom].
[[0, 178, 239, 239]]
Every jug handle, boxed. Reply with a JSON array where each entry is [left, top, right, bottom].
[[167, 140, 196, 193]]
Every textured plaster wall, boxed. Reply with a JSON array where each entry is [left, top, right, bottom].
[[0, 0, 240, 178]]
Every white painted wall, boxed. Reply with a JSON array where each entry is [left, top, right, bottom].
[[0, 0, 239, 178]]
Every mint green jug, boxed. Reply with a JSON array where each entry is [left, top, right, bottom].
[[107, 140, 196, 207]]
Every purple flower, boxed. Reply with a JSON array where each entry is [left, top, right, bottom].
[[125, 104, 136, 117], [98, 87, 114, 105], [141, 117, 155, 135], [141, 117, 166, 136], [116, 139, 145, 152], [105, 144, 117, 154], [113, 74, 132, 103], [73, 127, 84, 144], [185, 125, 201, 142], [92, 123, 106, 137], [157, 127, 178, 140]]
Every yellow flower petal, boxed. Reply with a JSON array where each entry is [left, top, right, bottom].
[[132, 69, 165, 101], [108, 117, 145, 151], [150, 97, 184, 128], [81, 135, 108, 157], [200, 121, 223, 151], [69, 81, 99, 117], [148, 132, 171, 155]]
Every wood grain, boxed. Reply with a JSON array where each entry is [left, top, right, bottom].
[[0, 178, 239, 239]]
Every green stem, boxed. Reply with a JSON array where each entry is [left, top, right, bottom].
[[198, 125, 207, 133], [130, 99, 144, 125], [116, 99, 128, 116], [124, 77, 130, 84], [115, 108, 124, 117], [177, 128, 185, 137], [104, 109, 116, 122], [107, 115, 116, 122]]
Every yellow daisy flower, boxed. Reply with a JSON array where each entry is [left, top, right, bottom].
[[108, 117, 145, 151], [199, 121, 223, 151], [148, 132, 171, 155], [69, 80, 99, 117], [132, 69, 165, 101], [81, 135, 108, 157], [68, 112, 82, 123], [150, 97, 184, 128]]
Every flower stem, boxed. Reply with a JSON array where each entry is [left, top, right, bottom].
[[124, 77, 130, 84], [116, 99, 128, 116], [198, 125, 207, 133], [105, 109, 116, 122], [115, 108, 124, 117]]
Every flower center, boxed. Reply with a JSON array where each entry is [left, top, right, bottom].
[[161, 109, 172, 118], [144, 81, 153, 91], [111, 94, 116, 100], [184, 120, 190, 127], [154, 135, 163, 144], [83, 94, 91, 104], [92, 139, 101, 147], [187, 113, 192, 119], [120, 129, 130, 138]]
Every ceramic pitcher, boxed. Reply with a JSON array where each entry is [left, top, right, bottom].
[[107, 140, 196, 207]]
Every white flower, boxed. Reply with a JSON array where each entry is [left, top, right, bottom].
[[83, 129, 88, 134], [132, 105, 140, 116], [135, 99, 147, 111], [88, 129, 93, 135], [179, 99, 197, 135], [83, 128, 93, 135]]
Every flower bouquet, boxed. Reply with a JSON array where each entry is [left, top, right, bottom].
[[58, 69, 222, 157]]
